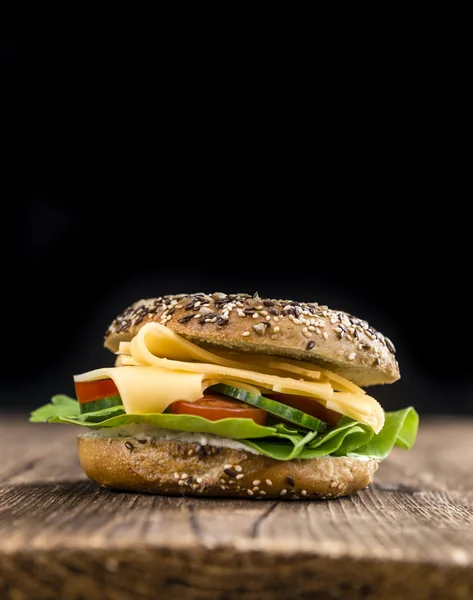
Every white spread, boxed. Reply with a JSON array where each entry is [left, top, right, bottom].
[[80, 425, 262, 454]]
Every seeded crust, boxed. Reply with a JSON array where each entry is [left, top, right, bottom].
[[104, 293, 399, 386], [78, 436, 379, 499]]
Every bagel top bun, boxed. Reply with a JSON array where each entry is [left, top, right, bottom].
[[104, 292, 399, 387]]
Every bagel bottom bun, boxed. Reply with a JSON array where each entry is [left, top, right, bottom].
[[78, 435, 379, 499]]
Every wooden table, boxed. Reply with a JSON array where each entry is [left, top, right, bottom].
[[0, 414, 472, 600]]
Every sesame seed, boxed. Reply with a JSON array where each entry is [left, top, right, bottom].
[[331, 481, 338, 488], [273, 326, 280, 333], [253, 487, 260, 492], [260, 490, 267, 495], [308, 325, 316, 332], [247, 489, 254, 496], [316, 328, 321, 334], [323, 332, 329, 340], [252, 480, 260, 486], [174, 472, 180, 479], [293, 318, 301, 325], [253, 323, 266, 336], [303, 331, 312, 338], [385, 337, 396, 353], [242, 331, 250, 337], [252, 312, 259, 319], [180, 473, 188, 479], [188, 449, 194, 456], [273, 316, 279, 322], [260, 310, 268, 316], [224, 464, 233, 470], [237, 308, 246, 317], [196, 477, 203, 484], [265, 479, 273, 486], [348, 352, 356, 360], [301, 490, 307, 496], [178, 480, 185, 486], [221, 485, 226, 490], [234, 465, 242, 472], [266, 315, 271, 321], [236, 473, 244, 480], [334, 326, 342, 333], [302, 327, 308, 333], [179, 315, 194, 324], [280, 489, 287, 496]]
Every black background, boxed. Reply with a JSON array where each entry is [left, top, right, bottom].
[[1, 13, 470, 417]]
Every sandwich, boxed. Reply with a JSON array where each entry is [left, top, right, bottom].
[[30, 292, 419, 499]]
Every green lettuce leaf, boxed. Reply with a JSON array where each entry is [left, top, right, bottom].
[[29, 396, 419, 461], [347, 407, 419, 459], [29, 395, 81, 422]]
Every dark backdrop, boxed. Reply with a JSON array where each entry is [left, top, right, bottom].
[[1, 15, 470, 417]]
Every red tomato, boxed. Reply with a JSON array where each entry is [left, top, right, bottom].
[[170, 395, 268, 425], [265, 393, 342, 425], [74, 379, 119, 404]]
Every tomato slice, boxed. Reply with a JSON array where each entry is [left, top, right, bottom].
[[170, 394, 268, 425], [74, 379, 119, 404], [265, 393, 342, 425]]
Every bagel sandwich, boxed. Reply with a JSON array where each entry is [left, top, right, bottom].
[[30, 292, 419, 499]]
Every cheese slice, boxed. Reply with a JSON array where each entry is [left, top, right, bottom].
[[119, 336, 363, 395], [118, 327, 318, 380], [74, 367, 207, 414], [130, 323, 334, 401], [327, 392, 384, 430]]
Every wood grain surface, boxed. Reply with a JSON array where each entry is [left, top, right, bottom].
[[0, 414, 472, 600]]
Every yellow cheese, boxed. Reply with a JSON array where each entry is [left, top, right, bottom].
[[123, 322, 270, 371], [262, 357, 364, 395], [74, 367, 206, 414], [115, 354, 140, 367], [326, 392, 384, 432], [130, 323, 334, 401]]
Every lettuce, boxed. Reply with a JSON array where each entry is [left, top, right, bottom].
[[29, 396, 419, 461]]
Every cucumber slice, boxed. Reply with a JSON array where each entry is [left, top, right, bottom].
[[211, 384, 327, 432], [79, 395, 123, 414]]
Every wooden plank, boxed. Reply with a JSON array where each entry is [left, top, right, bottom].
[[0, 415, 472, 599]]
